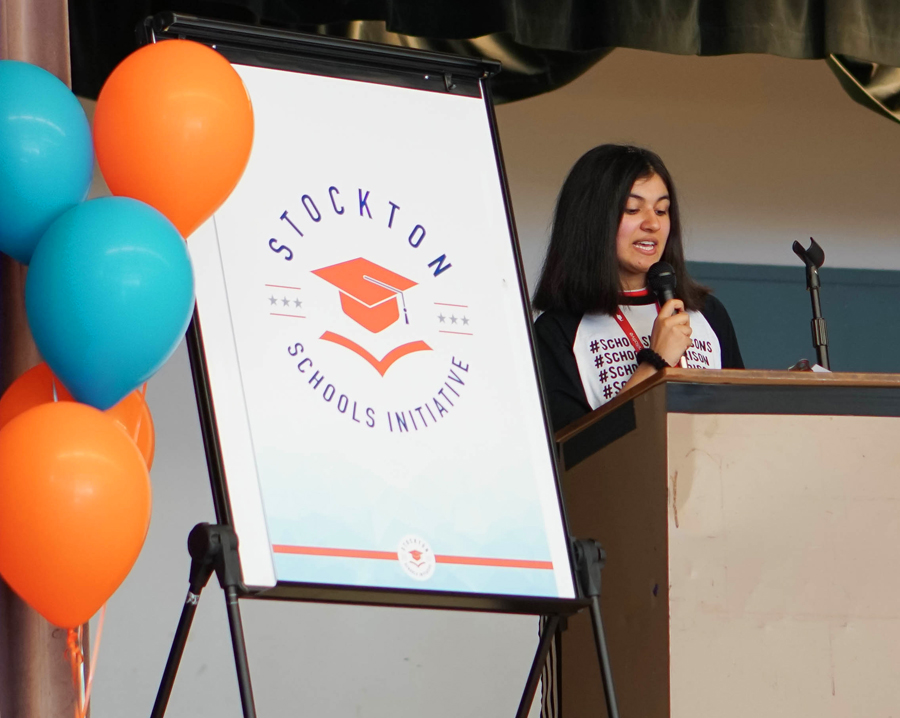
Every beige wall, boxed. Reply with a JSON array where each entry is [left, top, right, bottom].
[[495, 50, 900, 292]]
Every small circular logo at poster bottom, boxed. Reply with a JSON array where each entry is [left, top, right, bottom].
[[398, 535, 436, 581]]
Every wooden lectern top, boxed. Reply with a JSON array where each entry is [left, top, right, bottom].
[[556, 368, 900, 445]]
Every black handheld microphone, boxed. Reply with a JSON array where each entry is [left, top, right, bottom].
[[646, 261, 687, 368], [647, 261, 677, 304]]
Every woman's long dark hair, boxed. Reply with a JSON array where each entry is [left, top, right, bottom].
[[533, 144, 708, 316]]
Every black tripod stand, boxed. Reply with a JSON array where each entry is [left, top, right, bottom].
[[151, 529, 616, 718], [150, 523, 257, 718], [515, 538, 620, 718]]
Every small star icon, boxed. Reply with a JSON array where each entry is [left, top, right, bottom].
[[269, 295, 277, 305], [294, 298, 302, 308], [438, 313, 446, 323], [461, 316, 469, 326], [282, 297, 290, 306], [450, 315, 457, 324]]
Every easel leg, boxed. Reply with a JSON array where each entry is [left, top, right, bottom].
[[150, 588, 203, 718], [573, 539, 620, 718], [150, 523, 258, 718], [515, 614, 560, 718], [587, 595, 618, 718], [224, 585, 257, 718]]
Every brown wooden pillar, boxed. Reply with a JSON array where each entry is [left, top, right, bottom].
[[0, 1, 83, 716]]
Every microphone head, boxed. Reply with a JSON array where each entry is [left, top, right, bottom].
[[647, 261, 677, 296]]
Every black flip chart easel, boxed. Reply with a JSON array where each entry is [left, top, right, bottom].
[[139, 13, 620, 717]]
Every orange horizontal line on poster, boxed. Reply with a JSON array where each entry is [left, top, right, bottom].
[[434, 302, 468, 308], [439, 330, 473, 336], [270, 313, 306, 318], [265, 284, 303, 290], [272, 545, 553, 570], [436, 555, 553, 570]]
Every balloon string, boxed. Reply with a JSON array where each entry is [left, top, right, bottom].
[[82, 604, 106, 718], [78, 625, 86, 711], [65, 628, 84, 718], [134, 383, 149, 444]]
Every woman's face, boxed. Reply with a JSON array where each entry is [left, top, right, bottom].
[[615, 172, 671, 289]]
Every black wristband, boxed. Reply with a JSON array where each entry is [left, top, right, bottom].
[[636, 348, 669, 370]]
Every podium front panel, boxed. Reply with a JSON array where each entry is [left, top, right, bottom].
[[667, 412, 900, 717]]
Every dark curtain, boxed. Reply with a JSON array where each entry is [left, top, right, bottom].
[[828, 54, 900, 124], [69, 2, 900, 113]]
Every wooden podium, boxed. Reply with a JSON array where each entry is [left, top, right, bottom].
[[554, 369, 900, 718]]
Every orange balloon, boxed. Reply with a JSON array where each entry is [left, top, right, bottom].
[[0, 402, 151, 628], [93, 39, 254, 237], [0, 363, 74, 427], [0, 363, 155, 469]]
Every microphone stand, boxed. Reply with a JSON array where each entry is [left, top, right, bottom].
[[792, 237, 830, 370]]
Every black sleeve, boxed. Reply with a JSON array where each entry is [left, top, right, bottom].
[[701, 294, 744, 369], [533, 311, 593, 433]]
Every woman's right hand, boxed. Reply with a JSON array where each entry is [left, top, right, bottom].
[[648, 299, 692, 367]]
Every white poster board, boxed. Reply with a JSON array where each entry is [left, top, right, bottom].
[[189, 61, 575, 605]]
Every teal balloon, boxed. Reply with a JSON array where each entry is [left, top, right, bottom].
[[26, 197, 194, 410], [0, 60, 93, 264]]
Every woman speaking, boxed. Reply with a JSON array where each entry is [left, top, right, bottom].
[[533, 144, 743, 432]]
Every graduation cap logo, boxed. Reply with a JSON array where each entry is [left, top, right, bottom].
[[312, 257, 432, 375], [312, 257, 417, 334], [398, 535, 435, 581]]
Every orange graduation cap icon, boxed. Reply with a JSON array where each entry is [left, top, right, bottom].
[[312, 258, 417, 334], [312, 257, 431, 376]]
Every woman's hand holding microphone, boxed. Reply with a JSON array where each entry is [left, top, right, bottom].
[[621, 298, 692, 393], [649, 298, 692, 367]]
